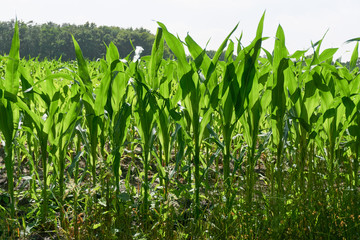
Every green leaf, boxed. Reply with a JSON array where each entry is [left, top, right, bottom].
[[312, 72, 329, 92], [212, 23, 239, 65], [271, 57, 289, 144], [185, 34, 212, 78], [223, 91, 233, 125], [0, 89, 42, 132], [210, 85, 219, 109], [348, 125, 360, 138], [169, 108, 182, 121], [106, 42, 120, 64], [254, 11, 266, 41], [149, 27, 164, 89], [261, 48, 273, 64], [94, 71, 111, 116], [113, 102, 131, 178], [273, 25, 288, 68], [345, 37, 360, 44], [199, 108, 212, 142], [72, 35, 92, 91], [318, 48, 338, 63], [225, 40, 234, 62], [0, 103, 13, 143], [157, 22, 190, 74], [290, 50, 308, 60], [342, 96, 355, 118], [5, 21, 20, 95], [350, 42, 358, 70], [61, 101, 81, 136], [180, 70, 195, 99]]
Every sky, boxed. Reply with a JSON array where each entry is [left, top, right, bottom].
[[2, 0, 360, 61]]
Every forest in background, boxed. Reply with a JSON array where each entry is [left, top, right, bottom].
[[0, 20, 174, 61]]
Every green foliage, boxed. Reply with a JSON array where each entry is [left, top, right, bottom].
[[0, 17, 360, 239]]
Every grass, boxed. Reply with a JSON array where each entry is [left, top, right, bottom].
[[0, 14, 360, 239]]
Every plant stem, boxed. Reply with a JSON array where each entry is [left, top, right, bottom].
[[4, 143, 15, 219], [40, 138, 48, 223]]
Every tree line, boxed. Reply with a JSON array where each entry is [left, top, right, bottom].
[[0, 20, 173, 61]]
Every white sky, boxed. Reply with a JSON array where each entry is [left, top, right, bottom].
[[2, 0, 360, 61]]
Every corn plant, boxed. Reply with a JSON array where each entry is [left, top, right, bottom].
[[0, 22, 20, 220], [72, 36, 99, 190], [159, 22, 220, 218]]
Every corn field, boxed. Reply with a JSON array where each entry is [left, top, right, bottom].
[[1, 14, 360, 239]]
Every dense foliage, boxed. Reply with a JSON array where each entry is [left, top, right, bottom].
[[0, 20, 173, 60], [0, 15, 359, 239]]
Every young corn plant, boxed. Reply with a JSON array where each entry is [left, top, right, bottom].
[[0, 40, 46, 228], [72, 36, 99, 189], [131, 55, 157, 218], [270, 25, 289, 199], [0, 21, 20, 220], [101, 41, 132, 232], [158, 22, 218, 219], [146, 28, 173, 199], [51, 93, 82, 226], [345, 40, 360, 195], [184, 25, 239, 212], [235, 13, 266, 207]]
